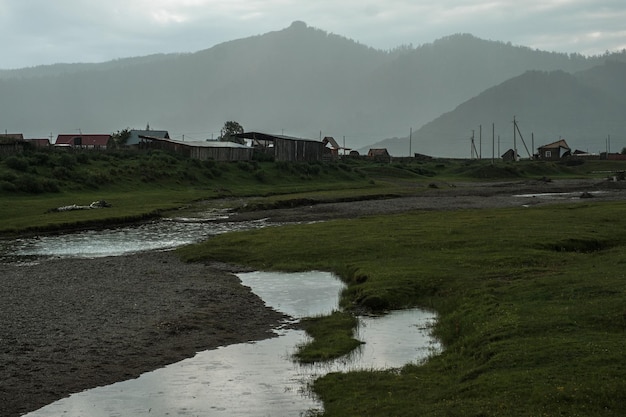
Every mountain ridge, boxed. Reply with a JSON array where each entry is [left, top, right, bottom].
[[1, 22, 624, 156]]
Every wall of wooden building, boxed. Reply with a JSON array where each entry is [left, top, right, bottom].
[[274, 138, 324, 162]]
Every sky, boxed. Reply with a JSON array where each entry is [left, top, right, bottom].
[[1, 0, 625, 69]]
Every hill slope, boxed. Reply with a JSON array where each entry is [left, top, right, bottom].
[[368, 60, 626, 158], [0, 22, 622, 152]]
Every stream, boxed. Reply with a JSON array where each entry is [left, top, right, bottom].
[[4, 215, 441, 416]]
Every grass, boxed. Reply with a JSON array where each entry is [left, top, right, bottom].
[[177, 201, 626, 416], [295, 311, 363, 363], [0, 150, 375, 236]]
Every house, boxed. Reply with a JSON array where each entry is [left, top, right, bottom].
[[140, 136, 252, 161], [322, 136, 350, 159], [55, 134, 112, 149], [26, 138, 51, 148], [0, 134, 25, 155], [234, 132, 325, 162], [0, 133, 24, 140], [537, 139, 571, 160], [127, 129, 170, 146], [368, 148, 391, 163], [501, 149, 517, 162]]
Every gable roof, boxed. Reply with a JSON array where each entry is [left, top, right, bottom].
[[127, 129, 169, 146], [233, 131, 320, 143], [26, 138, 51, 147], [140, 136, 250, 149], [538, 139, 570, 150], [368, 148, 390, 156], [0, 133, 24, 140], [55, 134, 111, 146]]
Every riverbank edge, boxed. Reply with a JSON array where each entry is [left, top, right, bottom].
[[0, 251, 290, 417]]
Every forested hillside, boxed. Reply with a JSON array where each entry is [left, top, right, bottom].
[[1, 22, 623, 156]]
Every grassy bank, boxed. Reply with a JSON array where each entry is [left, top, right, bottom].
[[0, 150, 375, 236], [2, 147, 624, 236], [178, 201, 626, 416]]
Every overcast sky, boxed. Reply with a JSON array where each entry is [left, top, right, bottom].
[[1, 0, 625, 69]]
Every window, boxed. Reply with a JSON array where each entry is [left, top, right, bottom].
[[545, 151, 552, 158]]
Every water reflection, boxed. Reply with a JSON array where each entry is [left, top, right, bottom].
[[24, 271, 440, 417], [4, 217, 270, 261]]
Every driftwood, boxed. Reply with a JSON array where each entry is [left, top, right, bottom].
[[47, 200, 111, 213]]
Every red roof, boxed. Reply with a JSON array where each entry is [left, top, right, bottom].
[[56, 134, 111, 146]]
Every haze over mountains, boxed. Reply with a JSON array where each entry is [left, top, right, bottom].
[[1, 21, 624, 158]]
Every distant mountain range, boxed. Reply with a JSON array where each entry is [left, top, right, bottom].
[[1, 21, 624, 158]]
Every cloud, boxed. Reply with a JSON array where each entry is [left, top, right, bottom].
[[0, 0, 624, 68]]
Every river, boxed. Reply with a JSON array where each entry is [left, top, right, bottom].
[[5, 215, 440, 416]]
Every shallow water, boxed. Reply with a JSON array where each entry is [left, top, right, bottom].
[[513, 190, 606, 199], [2, 216, 270, 261], [4, 214, 441, 416], [23, 271, 440, 417]]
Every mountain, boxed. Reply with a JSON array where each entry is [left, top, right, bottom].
[[0, 22, 624, 153], [367, 60, 626, 158]]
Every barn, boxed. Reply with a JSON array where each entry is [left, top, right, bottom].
[[234, 132, 325, 162], [139, 136, 252, 161]]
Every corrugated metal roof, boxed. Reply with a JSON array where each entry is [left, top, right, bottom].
[[233, 131, 321, 143], [140, 136, 251, 149], [55, 134, 111, 146]]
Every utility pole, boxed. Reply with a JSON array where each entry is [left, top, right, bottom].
[[492, 123, 495, 164], [513, 116, 517, 161], [470, 130, 476, 159], [479, 124, 482, 160], [409, 127, 412, 157]]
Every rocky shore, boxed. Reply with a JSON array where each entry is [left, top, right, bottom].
[[0, 251, 287, 417]]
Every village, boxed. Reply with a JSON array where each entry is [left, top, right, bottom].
[[1, 128, 625, 164]]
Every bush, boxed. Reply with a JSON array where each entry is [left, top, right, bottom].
[[0, 180, 16, 192], [13, 174, 59, 193], [4, 156, 29, 171]]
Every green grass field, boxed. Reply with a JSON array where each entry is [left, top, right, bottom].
[[178, 201, 626, 416], [3, 148, 626, 415]]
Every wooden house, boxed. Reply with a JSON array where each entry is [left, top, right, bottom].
[[55, 134, 112, 149], [26, 138, 51, 148], [368, 148, 391, 163], [501, 149, 517, 162], [0, 134, 25, 155], [140, 136, 252, 161], [537, 139, 571, 160]]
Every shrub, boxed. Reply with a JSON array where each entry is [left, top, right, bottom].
[[4, 156, 29, 171], [0, 180, 16, 192], [13, 174, 44, 193]]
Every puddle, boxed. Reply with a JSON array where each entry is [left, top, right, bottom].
[[513, 191, 606, 199], [23, 271, 440, 417]]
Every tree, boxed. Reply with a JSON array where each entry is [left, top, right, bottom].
[[220, 121, 244, 144], [111, 128, 131, 148]]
